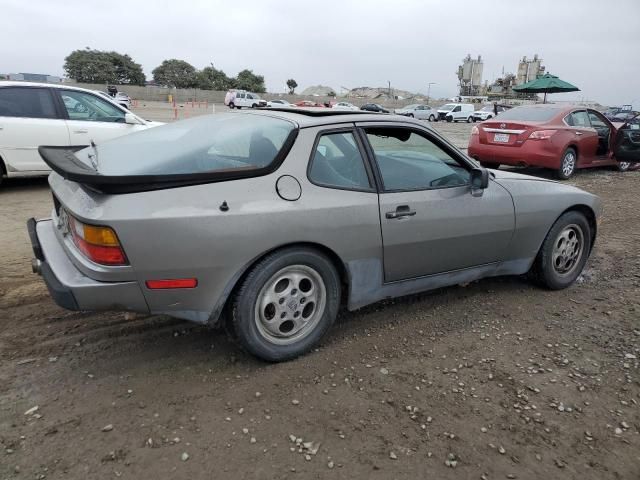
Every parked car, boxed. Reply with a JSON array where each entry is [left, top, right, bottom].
[[332, 102, 359, 111], [0, 82, 162, 185], [267, 99, 291, 107], [95, 90, 131, 110], [224, 90, 267, 109], [360, 103, 389, 113], [603, 104, 633, 121], [294, 100, 326, 108], [437, 103, 475, 122], [471, 104, 511, 122], [30, 109, 606, 361], [394, 104, 437, 121], [467, 104, 635, 179], [610, 111, 639, 123]]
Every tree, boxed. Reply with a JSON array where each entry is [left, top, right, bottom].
[[235, 69, 266, 93], [64, 49, 145, 85], [196, 64, 235, 91], [152, 59, 197, 88], [286, 79, 298, 94]]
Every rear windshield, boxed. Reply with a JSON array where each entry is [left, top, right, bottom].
[[75, 114, 296, 176], [497, 107, 561, 122]]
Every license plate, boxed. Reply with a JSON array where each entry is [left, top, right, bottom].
[[494, 133, 510, 143]]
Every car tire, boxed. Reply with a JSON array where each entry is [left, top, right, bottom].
[[556, 148, 577, 180], [408, 113, 414, 118], [251, 103, 257, 108], [617, 161, 631, 172], [229, 102, 235, 109], [472, 117, 477, 122], [531, 210, 591, 290], [230, 247, 341, 362], [467, 116, 473, 123], [479, 161, 500, 169], [446, 116, 452, 123], [429, 115, 435, 122]]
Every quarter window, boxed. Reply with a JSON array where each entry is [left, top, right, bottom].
[[365, 127, 470, 191], [309, 132, 371, 190], [61, 90, 125, 123], [0, 87, 57, 119]]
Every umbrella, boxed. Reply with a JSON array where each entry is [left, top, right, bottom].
[[512, 73, 580, 103]]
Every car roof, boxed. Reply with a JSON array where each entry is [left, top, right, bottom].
[[248, 107, 428, 128], [0, 80, 104, 95]]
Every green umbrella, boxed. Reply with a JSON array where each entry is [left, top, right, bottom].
[[512, 73, 580, 103]]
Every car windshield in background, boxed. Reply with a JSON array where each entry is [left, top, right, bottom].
[[480, 106, 493, 111], [404, 104, 420, 109], [439, 104, 456, 111], [496, 107, 561, 122], [74, 114, 296, 176]]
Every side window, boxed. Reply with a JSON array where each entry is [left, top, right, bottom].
[[309, 132, 371, 190], [453, 106, 461, 112], [587, 111, 607, 128], [566, 110, 590, 128], [0, 87, 57, 119], [61, 91, 125, 123], [365, 127, 470, 191]]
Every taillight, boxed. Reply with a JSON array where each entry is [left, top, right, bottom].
[[528, 129, 557, 140], [471, 126, 479, 135], [68, 216, 127, 265]]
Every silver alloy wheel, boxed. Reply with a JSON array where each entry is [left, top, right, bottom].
[[254, 265, 327, 345], [618, 161, 630, 171], [552, 224, 584, 276], [561, 151, 576, 177]]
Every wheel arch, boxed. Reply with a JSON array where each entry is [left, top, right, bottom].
[[535, 204, 597, 261], [210, 241, 349, 327]]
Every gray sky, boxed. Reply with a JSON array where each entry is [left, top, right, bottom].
[[3, 0, 639, 106]]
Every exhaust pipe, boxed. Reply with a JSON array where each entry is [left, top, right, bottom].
[[31, 258, 42, 275]]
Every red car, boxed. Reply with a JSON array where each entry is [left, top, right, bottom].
[[294, 100, 327, 108], [467, 105, 634, 179]]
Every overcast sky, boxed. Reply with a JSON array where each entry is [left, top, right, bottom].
[[3, 0, 639, 106]]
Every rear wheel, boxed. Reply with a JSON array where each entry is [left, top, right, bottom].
[[251, 103, 257, 108], [429, 114, 435, 122], [446, 116, 452, 123], [229, 102, 235, 109], [230, 247, 341, 362], [467, 116, 473, 123], [617, 161, 631, 172], [556, 148, 577, 180], [531, 211, 591, 290]]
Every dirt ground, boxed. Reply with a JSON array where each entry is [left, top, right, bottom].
[[1, 118, 639, 480]]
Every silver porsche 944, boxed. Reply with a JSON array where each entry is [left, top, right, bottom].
[[29, 109, 602, 361]]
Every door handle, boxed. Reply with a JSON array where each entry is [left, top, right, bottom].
[[73, 129, 88, 134], [575, 131, 583, 136], [386, 205, 416, 219]]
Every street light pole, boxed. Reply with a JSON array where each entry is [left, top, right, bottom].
[[427, 82, 436, 104]]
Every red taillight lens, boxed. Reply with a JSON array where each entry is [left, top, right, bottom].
[[528, 129, 558, 140], [471, 126, 479, 135], [146, 279, 198, 289], [68, 216, 127, 266]]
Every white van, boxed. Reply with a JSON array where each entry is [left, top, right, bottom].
[[437, 103, 475, 123], [224, 90, 267, 109]]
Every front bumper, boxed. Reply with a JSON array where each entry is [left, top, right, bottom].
[[28, 218, 149, 313]]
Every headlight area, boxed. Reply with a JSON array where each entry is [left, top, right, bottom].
[[68, 216, 128, 266]]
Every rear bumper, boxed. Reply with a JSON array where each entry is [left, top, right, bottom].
[[28, 218, 149, 313], [468, 140, 560, 168]]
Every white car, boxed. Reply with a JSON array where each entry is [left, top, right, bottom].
[[332, 102, 359, 111], [267, 99, 291, 107], [437, 103, 475, 123], [95, 91, 131, 110], [471, 104, 511, 122], [225, 90, 267, 109], [0, 82, 162, 185], [394, 104, 438, 121]]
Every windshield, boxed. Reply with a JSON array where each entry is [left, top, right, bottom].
[[403, 104, 421, 110], [496, 106, 561, 122], [480, 106, 493, 112], [439, 104, 456, 111], [75, 114, 296, 176]]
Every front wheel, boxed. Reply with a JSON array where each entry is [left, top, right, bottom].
[[556, 148, 577, 180], [230, 247, 341, 362], [531, 211, 591, 290], [429, 115, 435, 122], [446, 116, 452, 123], [617, 161, 631, 172], [467, 116, 472, 123]]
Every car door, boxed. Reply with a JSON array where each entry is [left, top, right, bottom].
[[0, 86, 69, 173], [564, 110, 598, 165], [586, 109, 615, 162], [415, 106, 427, 120], [451, 105, 462, 120], [56, 89, 140, 146], [359, 122, 515, 282], [613, 114, 640, 164]]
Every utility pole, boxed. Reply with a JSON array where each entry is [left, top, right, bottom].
[[427, 82, 436, 104]]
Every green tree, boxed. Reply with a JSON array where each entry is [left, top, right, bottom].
[[235, 69, 266, 93], [286, 79, 298, 94], [196, 64, 235, 91], [152, 59, 197, 88], [64, 49, 145, 85]]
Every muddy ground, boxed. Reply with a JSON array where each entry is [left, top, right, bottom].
[[1, 120, 639, 480]]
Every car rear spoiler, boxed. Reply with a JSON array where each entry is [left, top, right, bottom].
[[38, 136, 298, 194]]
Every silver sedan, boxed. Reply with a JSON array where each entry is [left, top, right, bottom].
[[30, 109, 602, 361]]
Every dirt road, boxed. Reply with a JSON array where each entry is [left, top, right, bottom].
[[1, 122, 638, 479]]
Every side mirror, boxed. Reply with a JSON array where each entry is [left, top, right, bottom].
[[470, 167, 489, 190], [125, 113, 142, 125]]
